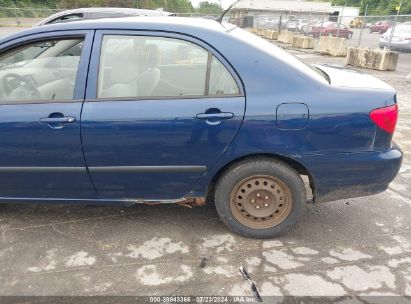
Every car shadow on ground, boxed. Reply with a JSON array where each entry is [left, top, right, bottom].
[[0, 196, 392, 244]]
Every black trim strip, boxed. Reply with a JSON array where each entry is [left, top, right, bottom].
[[0, 99, 84, 106], [0, 166, 207, 173], [89, 166, 207, 173], [0, 167, 86, 173], [204, 52, 212, 96], [87, 94, 243, 103]]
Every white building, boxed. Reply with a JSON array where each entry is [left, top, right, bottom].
[[228, 0, 359, 28], [331, 6, 360, 25]]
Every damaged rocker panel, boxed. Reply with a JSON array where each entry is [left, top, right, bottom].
[[0, 196, 206, 206]]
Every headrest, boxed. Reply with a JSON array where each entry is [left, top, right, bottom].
[[144, 44, 160, 69], [109, 48, 139, 84]]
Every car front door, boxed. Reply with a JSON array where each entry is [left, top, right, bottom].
[[0, 31, 97, 199], [81, 30, 246, 200]]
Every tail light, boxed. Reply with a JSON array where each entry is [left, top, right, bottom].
[[370, 104, 398, 134]]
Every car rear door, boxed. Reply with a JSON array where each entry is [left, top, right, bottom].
[[0, 30, 97, 199], [81, 30, 245, 200]]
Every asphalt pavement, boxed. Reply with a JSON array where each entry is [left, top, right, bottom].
[[0, 27, 410, 300]]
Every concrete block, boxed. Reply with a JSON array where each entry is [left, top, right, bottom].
[[367, 49, 398, 71], [292, 36, 314, 49], [268, 30, 279, 40], [292, 36, 300, 48], [346, 47, 399, 71], [257, 28, 264, 36], [346, 47, 362, 67], [316, 36, 347, 57], [301, 37, 314, 49], [263, 29, 271, 39], [263, 30, 279, 40], [278, 30, 294, 44]]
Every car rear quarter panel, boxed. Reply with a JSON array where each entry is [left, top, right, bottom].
[[187, 29, 398, 202], [204, 30, 388, 154]]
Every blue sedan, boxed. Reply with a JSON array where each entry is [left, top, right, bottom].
[[0, 17, 402, 238]]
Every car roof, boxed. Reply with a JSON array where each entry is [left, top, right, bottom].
[[37, 7, 175, 26], [49, 7, 167, 13], [0, 17, 234, 45]]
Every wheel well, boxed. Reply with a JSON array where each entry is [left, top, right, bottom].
[[206, 153, 316, 203]]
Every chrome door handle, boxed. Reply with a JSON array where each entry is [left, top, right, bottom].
[[196, 112, 234, 120], [40, 116, 76, 123], [40, 113, 76, 129]]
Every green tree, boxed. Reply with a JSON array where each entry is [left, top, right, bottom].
[[0, 0, 195, 13], [196, 1, 221, 14]]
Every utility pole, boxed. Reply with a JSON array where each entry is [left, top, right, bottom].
[[388, 0, 402, 50], [336, 1, 347, 38], [357, 2, 368, 47], [11, 1, 20, 26]]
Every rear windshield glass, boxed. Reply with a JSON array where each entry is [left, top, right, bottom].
[[230, 27, 329, 84]]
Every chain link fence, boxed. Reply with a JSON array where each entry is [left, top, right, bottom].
[[1, 6, 410, 53], [0, 6, 62, 26], [229, 12, 411, 53], [0, 6, 220, 26]]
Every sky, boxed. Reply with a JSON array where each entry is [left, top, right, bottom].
[[190, 0, 235, 9]]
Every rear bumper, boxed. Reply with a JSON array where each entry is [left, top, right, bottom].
[[301, 145, 403, 203]]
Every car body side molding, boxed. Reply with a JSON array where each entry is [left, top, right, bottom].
[[0, 167, 87, 173], [0, 166, 207, 173], [88, 166, 207, 173]]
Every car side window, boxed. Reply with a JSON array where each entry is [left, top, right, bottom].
[[98, 35, 208, 99], [0, 38, 84, 103], [97, 35, 239, 99], [209, 56, 239, 95]]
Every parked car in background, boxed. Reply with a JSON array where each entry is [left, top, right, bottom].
[[37, 7, 175, 26], [300, 19, 321, 35], [0, 17, 402, 238], [255, 17, 280, 30], [281, 19, 298, 31], [369, 20, 393, 34], [379, 25, 411, 51], [297, 19, 309, 32], [309, 21, 353, 39]]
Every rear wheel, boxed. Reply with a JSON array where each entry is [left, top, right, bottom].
[[214, 158, 306, 238]]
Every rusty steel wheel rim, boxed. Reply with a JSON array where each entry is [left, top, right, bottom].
[[229, 175, 293, 229]]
